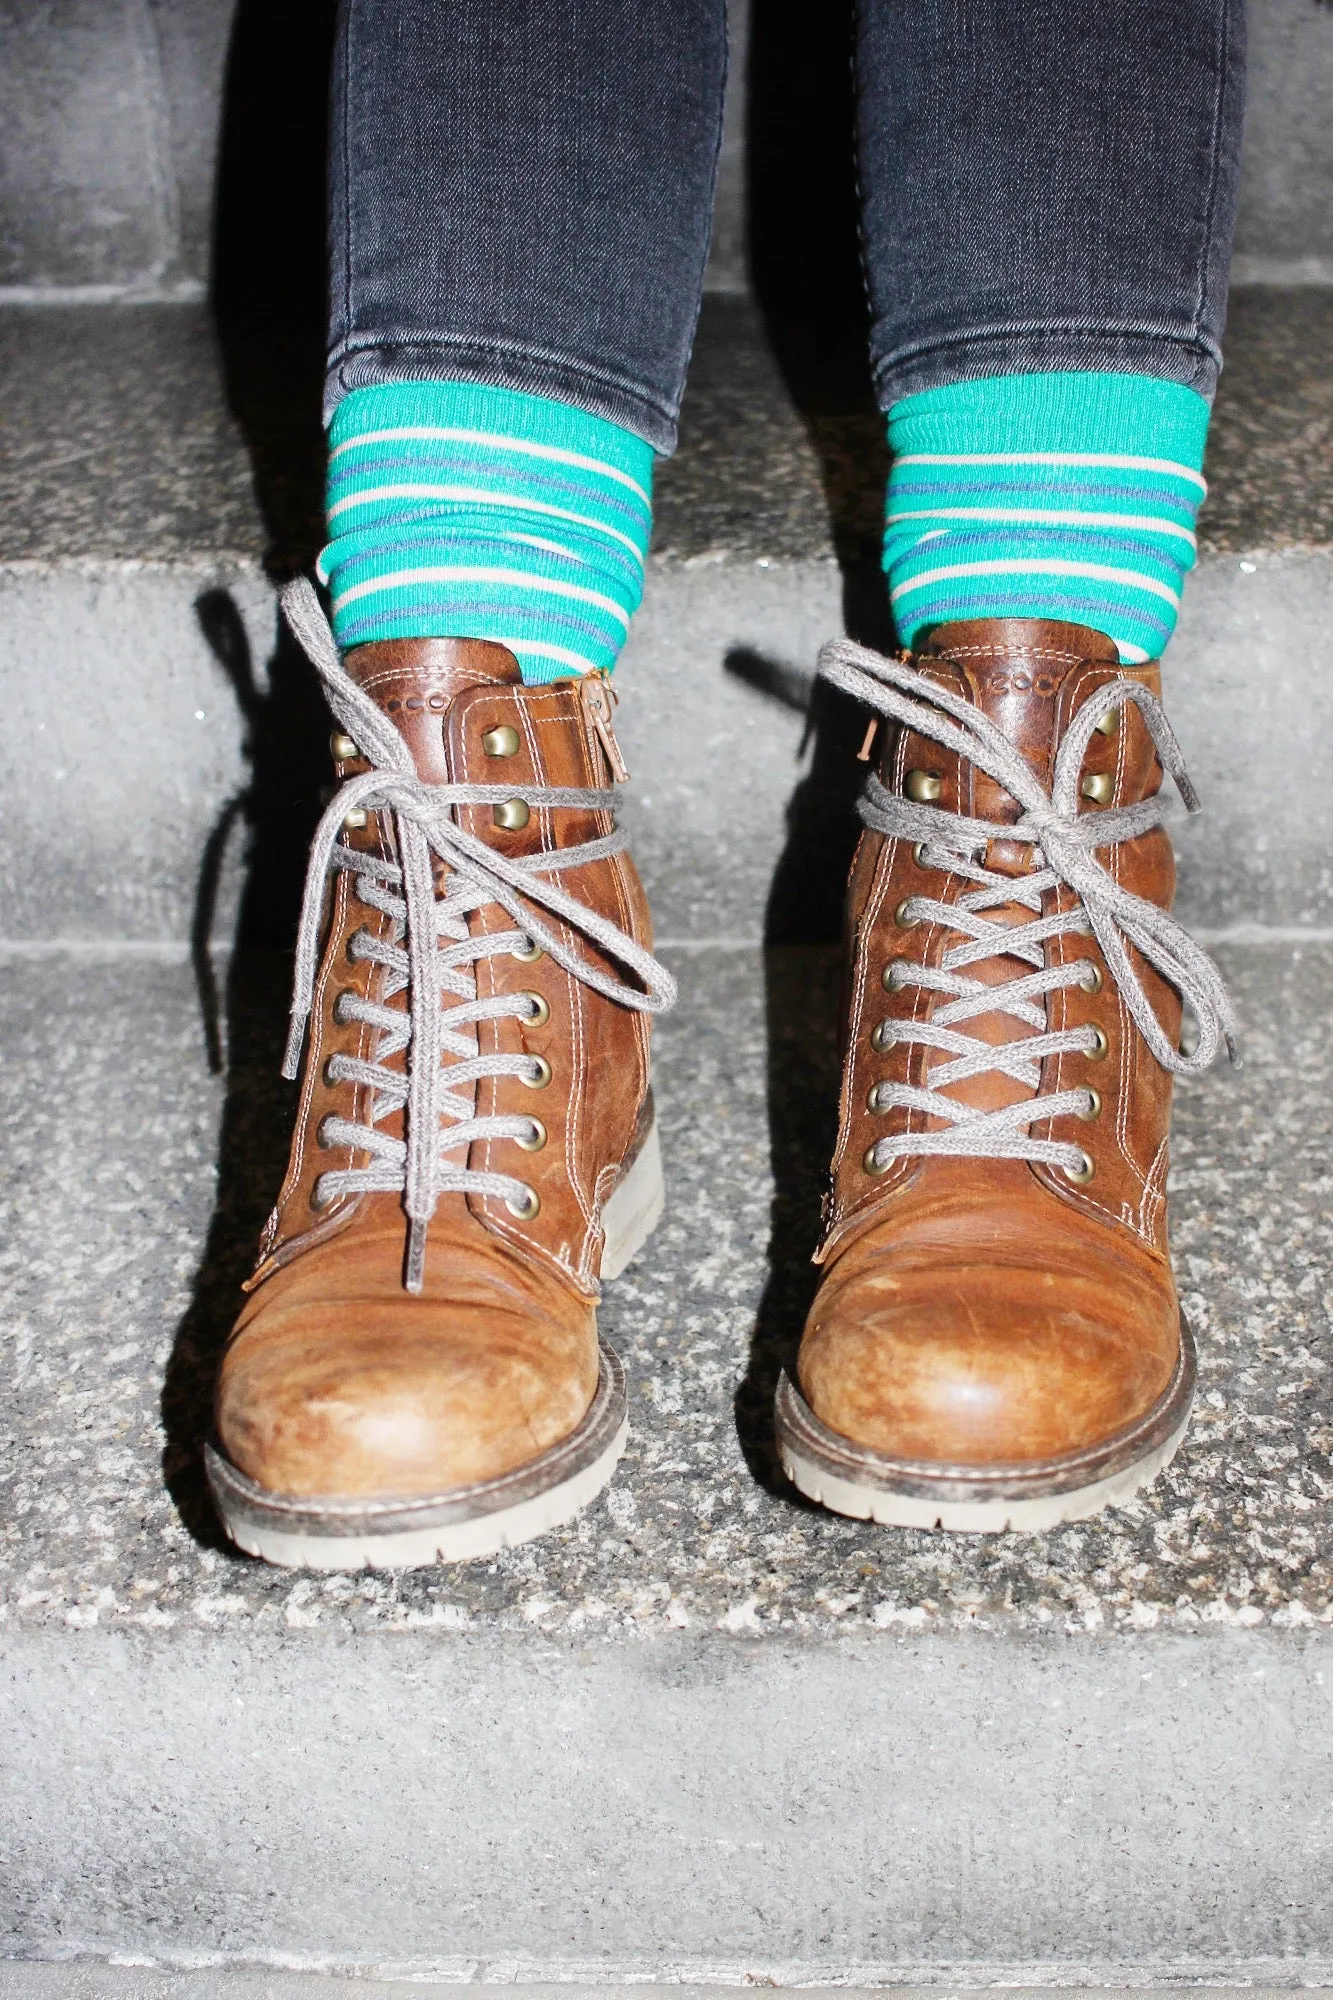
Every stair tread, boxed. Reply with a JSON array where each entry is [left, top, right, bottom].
[[1, 939, 1328, 1640], [2, 290, 1331, 570]]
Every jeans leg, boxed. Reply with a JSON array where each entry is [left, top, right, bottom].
[[856, 0, 1247, 407], [326, 0, 728, 449]]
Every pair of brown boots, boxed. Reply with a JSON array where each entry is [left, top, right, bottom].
[[206, 582, 1233, 1568]]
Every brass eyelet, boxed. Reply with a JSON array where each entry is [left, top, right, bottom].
[[863, 1144, 891, 1177], [483, 724, 521, 758], [330, 732, 358, 761], [522, 990, 551, 1027], [1063, 1149, 1096, 1185], [515, 1117, 547, 1153], [309, 1176, 333, 1212], [1078, 962, 1104, 995], [343, 806, 368, 831], [520, 1054, 553, 1090], [1086, 1025, 1110, 1060], [322, 1056, 344, 1088], [866, 1083, 890, 1114], [1077, 1087, 1103, 1122], [1080, 772, 1114, 805], [511, 937, 545, 964], [1093, 705, 1120, 737], [506, 1186, 541, 1220], [315, 1114, 338, 1150], [870, 1019, 898, 1053], [894, 898, 919, 929], [332, 988, 357, 1026], [912, 841, 930, 867], [905, 770, 942, 803], [493, 798, 531, 831]]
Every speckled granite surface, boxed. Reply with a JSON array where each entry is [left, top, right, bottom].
[[3, 290, 1329, 569], [1, 941, 1329, 1638]]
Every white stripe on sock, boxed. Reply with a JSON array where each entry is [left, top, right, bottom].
[[326, 482, 647, 563], [893, 449, 1207, 491], [888, 556, 1183, 607], [328, 425, 651, 501], [886, 506, 1197, 547], [331, 563, 633, 626]]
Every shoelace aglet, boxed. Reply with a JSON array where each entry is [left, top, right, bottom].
[[404, 1218, 427, 1295]]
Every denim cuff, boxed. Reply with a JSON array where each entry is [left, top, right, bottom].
[[872, 326, 1223, 414], [324, 337, 680, 454]]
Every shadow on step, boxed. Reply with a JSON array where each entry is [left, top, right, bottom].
[[161, 590, 330, 1549]]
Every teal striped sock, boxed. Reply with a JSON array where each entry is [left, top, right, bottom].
[[319, 380, 655, 682], [883, 372, 1211, 663]]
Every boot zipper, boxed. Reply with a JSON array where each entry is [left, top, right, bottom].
[[581, 671, 631, 783]]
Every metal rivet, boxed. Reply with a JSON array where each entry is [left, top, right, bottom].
[[905, 769, 943, 803], [894, 898, 919, 928], [522, 991, 550, 1028], [870, 1019, 898, 1052], [1078, 1087, 1103, 1123], [506, 1186, 541, 1220], [1094, 707, 1121, 737], [511, 937, 544, 963], [343, 807, 368, 830], [520, 1054, 553, 1090], [515, 1117, 547, 1153], [1086, 1025, 1110, 1060], [483, 725, 521, 758], [1081, 772, 1114, 804], [1063, 1149, 1096, 1184], [863, 1144, 891, 1177], [493, 798, 530, 831], [330, 732, 358, 761], [1079, 962, 1104, 994]]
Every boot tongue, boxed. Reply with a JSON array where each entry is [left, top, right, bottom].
[[343, 637, 523, 782], [919, 618, 1120, 847]]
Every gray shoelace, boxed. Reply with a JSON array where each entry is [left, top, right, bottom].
[[281, 579, 677, 1291], [818, 638, 1238, 1177]]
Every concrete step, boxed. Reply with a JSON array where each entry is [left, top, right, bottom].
[[2, 290, 1332, 950], [2, 936, 1332, 1975]]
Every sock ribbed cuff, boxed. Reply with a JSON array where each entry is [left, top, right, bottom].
[[884, 372, 1211, 663], [319, 380, 655, 682]]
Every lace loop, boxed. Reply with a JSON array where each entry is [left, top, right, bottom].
[[818, 637, 1238, 1178], [280, 579, 676, 1291]]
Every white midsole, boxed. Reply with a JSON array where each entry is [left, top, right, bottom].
[[220, 1410, 629, 1570], [599, 1119, 664, 1280], [779, 1412, 1192, 1534]]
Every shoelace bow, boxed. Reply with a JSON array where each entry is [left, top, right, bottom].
[[818, 638, 1237, 1177], [281, 578, 676, 1291]]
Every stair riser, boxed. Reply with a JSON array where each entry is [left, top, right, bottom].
[[2, 553, 1329, 945]]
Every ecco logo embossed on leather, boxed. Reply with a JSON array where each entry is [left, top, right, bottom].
[[985, 671, 1061, 695]]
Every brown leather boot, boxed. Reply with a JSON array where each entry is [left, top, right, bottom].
[[206, 582, 674, 1568], [776, 619, 1235, 1532]]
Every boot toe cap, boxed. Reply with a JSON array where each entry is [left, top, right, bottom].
[[798, 1251, 1180, 1467], [216, 1297, 598, 1501]]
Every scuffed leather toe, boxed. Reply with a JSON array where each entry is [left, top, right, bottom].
[[798, 1242, 1179, 1467]]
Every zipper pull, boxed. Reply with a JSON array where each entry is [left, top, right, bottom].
[[581, 671, 631, 783]]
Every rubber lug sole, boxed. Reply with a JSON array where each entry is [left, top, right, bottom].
[[775, 1315, 1197, 1533]]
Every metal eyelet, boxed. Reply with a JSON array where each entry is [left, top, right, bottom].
[[881, 961, 903, 993], [866, 1083, 890, 1114], [315, 1114, 338, 1150], [493, 798, 531, 831], [330, 732, 358, 761], [322, 1056, 345, 1088], [1063, 1149, 1096, 1185], [521, 991, 550, 1027], [1086, 1025, 1110, 1060], [309, 1176, 333, 1212], [342, 807, 368, 831], [912, 841, 930, 867], [506, 1186, 541, 1220], [1077, 1087, 1103, 1122], [894, 898, 920, 929], [511, 937, 544, 964], [483, 725, 521, 758], [515, 1117, 547, 1153], [1078, 962, 1104, 995], [870, 1019, 897, 1053], [905, 770, 942, 803], [520, 1054, 553, 1090], [345, 928, 369, 966], [863, 1144, 891, 1176], [332, 989, 357, 1026]]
